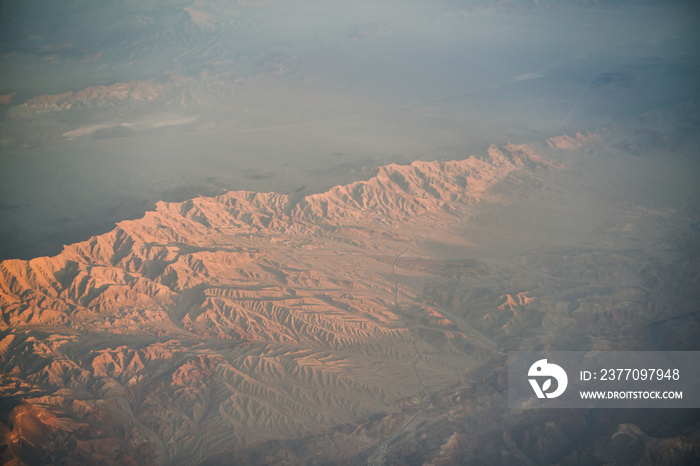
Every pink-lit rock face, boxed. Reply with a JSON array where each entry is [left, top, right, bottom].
[[0, 145, 531, 463], [2, 1, 699, 464], [2, 130, 699, 463]]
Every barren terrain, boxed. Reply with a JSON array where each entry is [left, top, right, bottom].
[[1, 133, 699, 464], [1, 1, 699, 464]]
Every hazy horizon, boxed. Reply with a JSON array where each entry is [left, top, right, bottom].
[[1, 0, 698, 260], [1, 1, 699, 465]]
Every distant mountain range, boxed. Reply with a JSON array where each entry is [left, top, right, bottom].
[[1, 1, 698, 462]]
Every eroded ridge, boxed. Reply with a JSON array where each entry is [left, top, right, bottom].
[[0, 145, 548, 464]]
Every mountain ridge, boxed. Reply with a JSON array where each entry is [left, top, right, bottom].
[[0, 144, 547, 328], [0, 142, 552, 464]]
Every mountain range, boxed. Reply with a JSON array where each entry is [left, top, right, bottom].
[[2, 135, 699, 464]]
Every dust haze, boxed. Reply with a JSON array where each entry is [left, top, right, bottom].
[[1, 0, 697, 260], [1, 0, 699, 464]]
